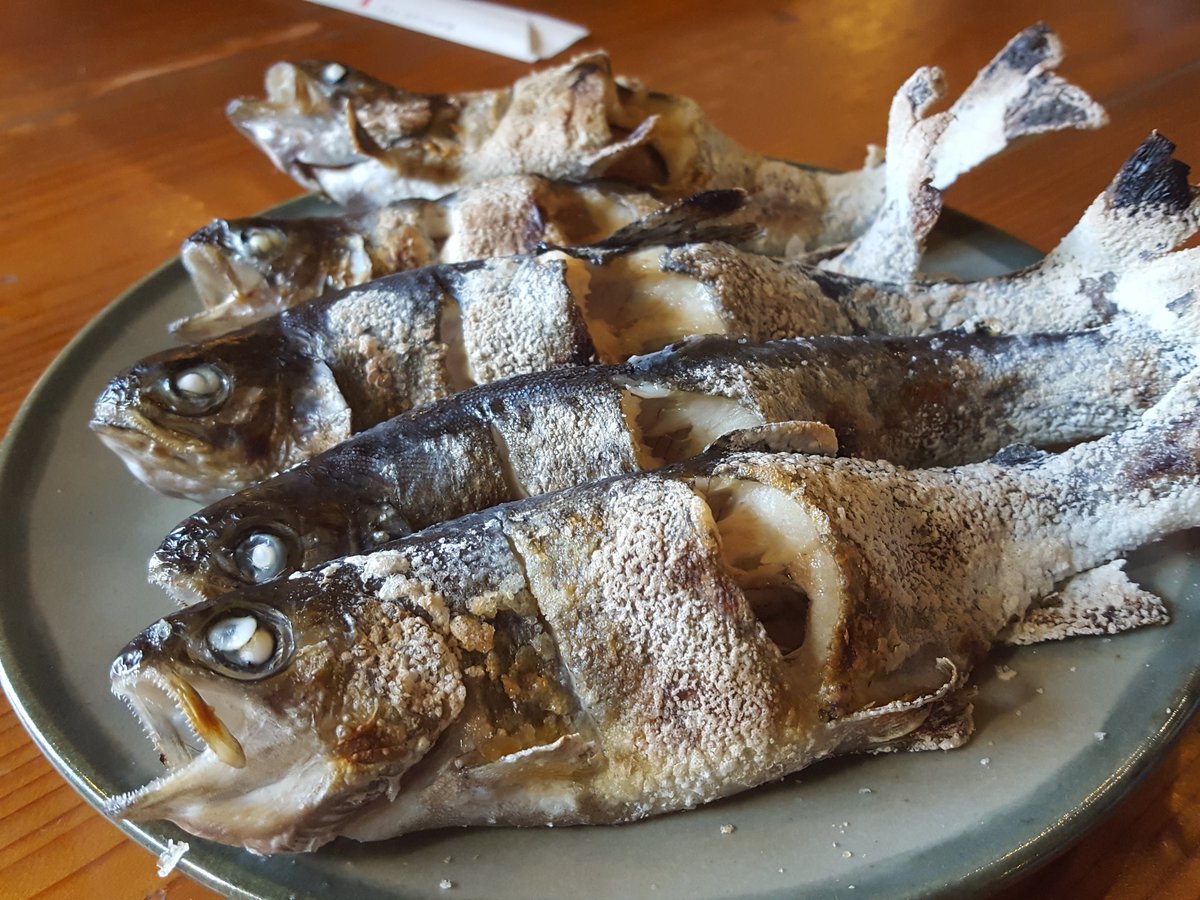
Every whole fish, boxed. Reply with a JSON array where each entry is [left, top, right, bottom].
[[176, 175, 664, 341], [149, 315, 1195, 604], [92, 134, 1200, 500], [105, 368, 1200, 853], [186, 28, 1102, 340], [227, 26, 1103, 256]]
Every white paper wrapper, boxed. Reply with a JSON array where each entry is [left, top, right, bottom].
[[307, 0, 588, 62]]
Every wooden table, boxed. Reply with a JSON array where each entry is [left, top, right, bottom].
[[3, 1, 1200, 896]]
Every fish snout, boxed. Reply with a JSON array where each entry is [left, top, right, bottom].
[[109, 646, 144, 682], [91, 372, 142, 429]]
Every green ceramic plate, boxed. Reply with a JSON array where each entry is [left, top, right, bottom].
[[0, 200, 1197, 899]]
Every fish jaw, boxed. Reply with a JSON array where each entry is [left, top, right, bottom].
[[176, 234, 283, 341], [107, 658, 346, 853], [148, 518, 234, 607], [90, 418, 258, 503], [180, 228, 273, 311], [227, 62, 357, 190], [91, 420, 255, 504]]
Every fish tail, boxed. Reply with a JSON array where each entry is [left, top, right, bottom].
[[1047, 132, 1200, 269], [931, 23, 1108, 190], [827, 25, 1105, 281], [819, 66, 947, 279]]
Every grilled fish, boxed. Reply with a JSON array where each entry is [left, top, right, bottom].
[[91, 134, 1200, 500], [175, 176, 663, 341], [227, 26, 1103, 256], [149, 316, 1195, 604], [105, 367, 1200, 853], [185, 27, 1103, 340]]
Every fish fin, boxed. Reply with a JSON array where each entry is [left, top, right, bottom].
[[1000, 558, 1170, 646], [465, 733, 601, 790], [820, 66, 947, 281], [846, 657, 968, 725], [867, 689, 977, 754], [1044, 133, 1200, 274], [996, 132, 1200, 341], [705, 420, 839, 456], [556, 189, 757, 261], [288, 359, 353, 458], [580, 115, 663, 180], [824, 25, 1104, 282], [931, 23, 1107, 189], [841, 659, 975, 753]]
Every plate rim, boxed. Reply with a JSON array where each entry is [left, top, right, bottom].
[[0, 196, 1195, 899]]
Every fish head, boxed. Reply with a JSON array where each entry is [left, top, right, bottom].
[[227, 60, 461, 201], [106, 576, 466, 852], [90, 334, 351, 501], [149, 481, 407, 604], [177, 217, 371, 339]]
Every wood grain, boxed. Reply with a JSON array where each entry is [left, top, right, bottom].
[[2, 1, 1199, 896]]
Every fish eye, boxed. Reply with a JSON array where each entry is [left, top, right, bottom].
[[320, 62, 347, 84], [234, 532, 291, 583], [160, 363, 230, 415], [202, 607, 291, 679], [239, 227, 286, 259]]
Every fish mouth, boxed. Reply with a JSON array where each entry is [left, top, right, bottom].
[[227, 63, 357, 170], [148, 552, 235, 608], [174, 243, 276, 340], [107, 664, 246, 818], [148, 556, 214, 608], [180, 241, 270, 310], [90, 418, 253, 502]]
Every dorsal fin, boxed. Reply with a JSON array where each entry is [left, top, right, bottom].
[[552, 190, 757, 261], [706, 421, 839, 456]]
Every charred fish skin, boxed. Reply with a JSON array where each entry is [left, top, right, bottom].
[[110, 511, 591, 852], [98, 134, 1200, 501], [109, 370, 1200, 851], [227, 27, 1102, 254], [176, 175, 666, 341], [149, 313, 1194, 604], [148, 365, 643, 603], [92, 250, 594, 500]]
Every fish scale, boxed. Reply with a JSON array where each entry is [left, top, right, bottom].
[[106, 367, 1200, 853], [148, 313, 1195, 605], [92, 129, 1200, 502]]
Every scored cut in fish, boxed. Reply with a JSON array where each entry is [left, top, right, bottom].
[[92, 133, 1200, 500], [105, 366, 1200, 854]]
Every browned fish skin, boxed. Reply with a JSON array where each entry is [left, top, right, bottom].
[[148, 316, 1194, 604], [227, 26, 1103, 253], [106, 369, 1200, 853], [176, 175, 665, 340], [94, 133, 1200, 500]]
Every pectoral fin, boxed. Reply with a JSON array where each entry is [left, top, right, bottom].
[[1000, 558, 1170, 646]]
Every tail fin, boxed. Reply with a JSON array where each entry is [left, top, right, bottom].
[[931, 23, 1108, 189], [1047, 132, 1200, 267], [821, 66, 948, 280], [1039, 134, 1200, 340], [825, 24, 1106, 282]]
